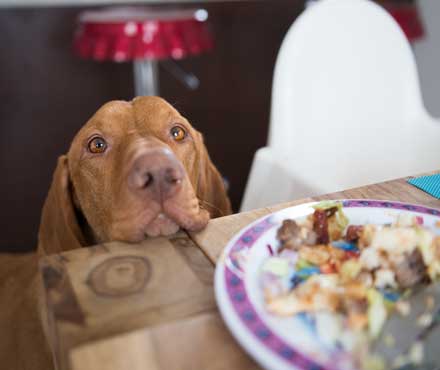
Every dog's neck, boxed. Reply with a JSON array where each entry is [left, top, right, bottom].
[[71, 187, 100, 247], [71, 205, 98, 247]]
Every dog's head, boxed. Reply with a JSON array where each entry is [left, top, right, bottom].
[[38, 97, 231, 254]]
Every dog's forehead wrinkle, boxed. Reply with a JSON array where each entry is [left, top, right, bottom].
[[98, 100, 132, 114], [132, 96, 181, 125], [83, 117, 136, 152], [73, 102, 134, 145], [97, 119, 128, 138], [96, 108, 134, 132]]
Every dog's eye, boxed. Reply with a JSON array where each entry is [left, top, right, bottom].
[[88, 137, 107, 154], [170, 126, 186, 142]]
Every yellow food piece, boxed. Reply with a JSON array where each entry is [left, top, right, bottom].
[[340, 260, 362, 283], [298, 245, 330, 265], [367, 289, 387, 338]]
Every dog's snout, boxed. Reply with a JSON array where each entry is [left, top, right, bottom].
[[137, 167, 181, 189], [129, 148, 184, 201], [163, 167, 182, 186], [135, 171, 154, 188]]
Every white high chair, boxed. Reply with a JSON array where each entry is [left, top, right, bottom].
[[240, 0, 440, 212]]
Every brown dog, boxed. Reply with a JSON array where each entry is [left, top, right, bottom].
[[0, 96, 231, 370], [39, 96, 231, 255]]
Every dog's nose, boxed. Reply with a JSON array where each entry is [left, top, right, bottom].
[[128, 148, 184, 201]]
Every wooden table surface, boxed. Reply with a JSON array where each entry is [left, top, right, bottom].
[[40, 173, 440, 370]]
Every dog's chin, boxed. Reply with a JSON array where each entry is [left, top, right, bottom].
[[110, 192, 210, 242], [143, 213, 180, 238]]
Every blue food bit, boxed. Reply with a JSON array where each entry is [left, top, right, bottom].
[[290, 274, 303, 288], [331, 241, 359, 252], [297, 312, 317, 333], [381, 289, 400, 302], [297, 266, 320, 279]]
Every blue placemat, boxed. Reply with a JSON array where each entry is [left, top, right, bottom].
[[407, 174, 440, 199]]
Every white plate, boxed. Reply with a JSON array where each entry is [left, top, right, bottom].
[[215, 200, 440, 370]]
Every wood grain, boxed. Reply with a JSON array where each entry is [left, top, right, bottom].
[[40, 234, 216, 370], [70, 311, 259, 370], [189, 174, 440, 263]]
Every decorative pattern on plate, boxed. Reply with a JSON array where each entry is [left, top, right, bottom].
[[225, 267, 327, 369], [225, 217, 275, 278], [342, 199, 440, 215]]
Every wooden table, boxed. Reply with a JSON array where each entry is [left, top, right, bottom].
[[40, 174, 440, 370]]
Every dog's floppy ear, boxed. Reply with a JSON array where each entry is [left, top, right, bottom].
[[194, 133, 232, 218], [37, 155, 86, 256]]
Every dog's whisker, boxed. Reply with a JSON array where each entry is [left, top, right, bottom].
[[198, 199, 227, 217]]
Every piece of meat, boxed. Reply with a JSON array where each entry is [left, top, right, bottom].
[[345, 225, 364, 243], [393, 249, 428, 288], [313, 209, 330, 244], [277, 219, 304, 251], [277, 219, 300, 244], [277, 219, 317, 251]]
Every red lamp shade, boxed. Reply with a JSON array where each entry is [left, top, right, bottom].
[[73, 7, 214, 62]]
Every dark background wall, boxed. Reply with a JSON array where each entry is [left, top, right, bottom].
[[0, 1, 303, 252]]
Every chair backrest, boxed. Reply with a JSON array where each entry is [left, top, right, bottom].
[[266, 0, 440, 195]]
